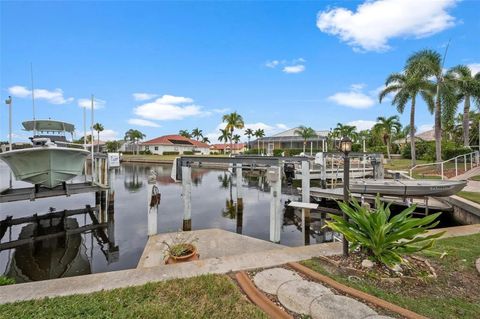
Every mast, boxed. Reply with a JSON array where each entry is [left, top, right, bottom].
[[5, 96, 12, 151], [91, 94, 95, 182], [30, 63, 36, 136]]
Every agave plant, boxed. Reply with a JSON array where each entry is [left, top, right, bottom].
[[325, 197, 445, 267]]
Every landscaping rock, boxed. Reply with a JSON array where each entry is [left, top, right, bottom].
[[253, 268, 302, 295], [310, 294, 377, 319], [277, 279, 332, 314], [476, 257, 480, 274], [391, 264, 402, 273], [361, 259, 374, 269]]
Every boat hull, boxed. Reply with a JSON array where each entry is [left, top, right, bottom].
[[0, 147, 90, 188], [350, 179, 467, 197]]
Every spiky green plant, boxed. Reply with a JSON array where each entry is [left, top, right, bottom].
[[325, 197, 445, 267]]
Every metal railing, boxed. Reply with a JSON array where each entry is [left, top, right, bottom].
[[409, 151, 480, 180]]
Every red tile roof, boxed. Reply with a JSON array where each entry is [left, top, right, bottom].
[[142, 135, 209, 148], [210, 143, 246, 151]]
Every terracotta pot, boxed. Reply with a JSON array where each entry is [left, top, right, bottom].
[[165, 244, 199, 264]]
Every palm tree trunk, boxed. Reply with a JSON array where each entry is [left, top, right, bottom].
[[303, 141, 306, 154], [434, 85, 442, 163], [257, 140, 260, 155], [463, 96, 471, 147], [386, 139, 391, 160], [97, 132, 100, 153], [410, 96, 416, 166]]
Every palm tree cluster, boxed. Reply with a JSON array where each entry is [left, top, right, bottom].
[[380, 49, 480, 166], [124, 129, 146, 155], [179, 128, 210, 144]]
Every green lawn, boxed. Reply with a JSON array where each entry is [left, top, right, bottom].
[[0, 274, 266, 319], [122, 154, 228, 162], [384, 158, 429, 171], [458, 191, 480, 204], [469, 175, 480, 181], [301, 233, 480, 319]]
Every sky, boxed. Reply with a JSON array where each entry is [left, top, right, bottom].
[[1, 0, 479, 143]]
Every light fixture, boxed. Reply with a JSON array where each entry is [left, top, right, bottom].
[[340, 136, 352, 154]]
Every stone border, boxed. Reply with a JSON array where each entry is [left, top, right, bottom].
[[313, 255, 436, 283], [235, 271, 292, 319], [288, 262, 429, 319]]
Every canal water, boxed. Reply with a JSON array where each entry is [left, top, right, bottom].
[[0, 162, 317, 283]]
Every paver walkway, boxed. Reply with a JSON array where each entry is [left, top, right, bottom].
[[253, 267, 394, 319]]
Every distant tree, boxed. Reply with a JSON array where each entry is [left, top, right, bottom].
[[254, 129, 265, 155], [223, 112, 244, 155], [105, 140, 121, 152], [373, 115, 402, 160], [92, 123, 104, 152], [332, 123, 358, 142], [295, 126, 317, 154], [124, 129, 146, 155], [244, 128, 254, 150], [201, 136, 210, 144], [191, 128, 203, 141], [179, 130, 192, 139], [232, 134, 241, 153]]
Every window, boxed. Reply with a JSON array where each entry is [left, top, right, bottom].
[[154, 146, 158, 151]]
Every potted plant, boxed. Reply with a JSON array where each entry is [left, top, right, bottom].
[[162, 231, 199, 264]]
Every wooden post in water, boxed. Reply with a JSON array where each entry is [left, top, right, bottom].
[[268, 166, 282, 243], [182, 165, 192, 231], [301, 161, 310, 203], [147, 172, 158, 236]]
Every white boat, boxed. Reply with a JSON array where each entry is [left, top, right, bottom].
[[0, 120, 90, 189], [349, 179, 467, 197]]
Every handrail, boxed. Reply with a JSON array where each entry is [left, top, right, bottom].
[[409, 151, 480, 180]]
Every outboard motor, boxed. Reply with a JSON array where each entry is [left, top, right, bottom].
[[283, 162, 295, 186]]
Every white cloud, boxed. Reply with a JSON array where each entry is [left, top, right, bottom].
[[78, 98, 106, 109], [128, 118, 160, 127], [98, 129, 118, 141], [8, 85, 74, 104], [132, 93, 158, 101], [212, 108, 230, 114], [418, 124, 433, 133], [265, 58, 306, 74], [346, 120, 377, 131], [265, 60, 280, 68], [134, 94, 205, 120], [328, 84, 375, 109], [283, 65, 305, 74], [317, 0, 458, 52], [468, 63, 480, 75]]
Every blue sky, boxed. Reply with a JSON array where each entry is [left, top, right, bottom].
[[1, 0, 479, 143]]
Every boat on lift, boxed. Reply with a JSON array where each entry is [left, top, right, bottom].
[[0, 120, 90, 189], [349, 179, 467, 197]]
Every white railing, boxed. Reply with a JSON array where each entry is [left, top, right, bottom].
[[409, 151, 480, 180]]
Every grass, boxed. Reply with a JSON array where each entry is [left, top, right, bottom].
[[122, 154, 228, 162], [0, 274, 266, 319], [301, 233, 480, 319], [384, 158, 429, 171], [0, 276, 15, 286], [469, 175, 480, 181], [457, 191, 480, 204]]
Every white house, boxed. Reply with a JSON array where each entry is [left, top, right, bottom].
[[142, 135, 210, 155]]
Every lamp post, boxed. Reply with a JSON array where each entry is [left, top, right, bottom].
[[5, 96, 12, 152], [340, 136, 352, 257]]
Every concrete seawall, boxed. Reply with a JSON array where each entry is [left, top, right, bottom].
[[441, 195, 480, 224]]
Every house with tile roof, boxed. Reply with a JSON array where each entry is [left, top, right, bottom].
[[141, 135, 210, 155], [210, 143, 247, 154]]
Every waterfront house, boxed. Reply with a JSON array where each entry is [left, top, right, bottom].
[[210, 143, 247, 154], [142, 135, 210, 155]]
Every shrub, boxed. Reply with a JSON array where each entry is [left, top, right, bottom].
[[325, 197, 444, 267], [273, 149, 283, 156], [0, 275, 15, 286], [183, 151, 194, 155], [162, 151, 180, 155], [139, 150, 152, 155]]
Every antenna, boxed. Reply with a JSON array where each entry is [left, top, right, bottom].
[[441, 38, 451, 70], [30, 63, 36, 135]]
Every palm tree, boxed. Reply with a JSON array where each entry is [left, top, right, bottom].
[[218, 128, 231, 154], [222, 112, 244, 156], [254, 129, 265, 155], [191, 128, 203, 141], [179, 130, 192, 139], [294, 126, 317, 154], [332, 123, 358, 148], [244, 128, 254, 150], [92, 123, 104, 152], [232, 134, 241, 153], [124, 129, 146, 155], [447, 65, 480, 147], [405, 49, 457, 162], [373, 116, 402, 160], [201, 136, 210, 144], [379, 72, 435, 165]]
